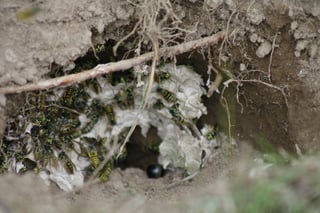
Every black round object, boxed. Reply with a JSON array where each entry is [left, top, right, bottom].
[[146, 164, 163, 178]]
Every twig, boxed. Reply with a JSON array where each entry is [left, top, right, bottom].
[[237, 79, 288, 107], [295, 144, 303, 158], [223, 77, 288, 108], [220, 91, 233, 146], [165, 171, 199, 189], [142, 37, 158, 111], [0, 31, 226, 94], [113, 19, 142, 56], [207, 47, 223, 97], [207, 72, 223, 97], [268, 32, 278, 81], [117, 36, 159, 159]]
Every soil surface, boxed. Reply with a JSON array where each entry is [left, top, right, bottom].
[[1, 0, 320, 212]]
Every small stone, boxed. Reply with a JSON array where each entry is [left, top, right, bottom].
[[257, 37, 265, 43], [295, 40, 309, 52], [290, 21, 299, 31], [5, 49, 17, 63], [247, 8, 265, 25], [249, 33, 258, 43], [240, 63, 247, 71], [308, 44, 318, 58], [256, 41, 272, 58], [205, 0, 224, 10], [0, 94, 6, 107]]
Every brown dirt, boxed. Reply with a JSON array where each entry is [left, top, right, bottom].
[[1, 0, 320, 212]]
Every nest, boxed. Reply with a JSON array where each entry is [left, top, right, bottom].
[[1, 54, 223, 190]]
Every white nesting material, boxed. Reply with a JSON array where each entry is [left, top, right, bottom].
[[158, 64, 207, 120], [158, 128, 203, 175], [154, 65, 208, 175], [177, 80, 207, 119], [48, 169, 84, 192], [111, 109, 151, 137]]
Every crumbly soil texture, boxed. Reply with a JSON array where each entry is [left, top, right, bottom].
[[1, 0, 320, 212]]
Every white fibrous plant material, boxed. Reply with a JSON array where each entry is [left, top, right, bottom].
[[3, 63, 223, 191]]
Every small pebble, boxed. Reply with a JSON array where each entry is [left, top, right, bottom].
[[249, 33, 258, 43], [256, 41, 272, 58]]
